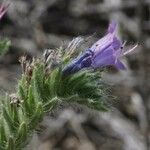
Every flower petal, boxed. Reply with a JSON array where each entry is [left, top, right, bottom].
[[107, 21, 117, 33], [90, 22, 119, 56], [90, 33, 114, 55], [92, 47, 116, 68], [115, 60, 126, 70], [62, 50, 93, 75], [112, 37, 121, 50]]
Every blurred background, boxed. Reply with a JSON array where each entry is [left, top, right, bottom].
[[0, 0, 150, 150]]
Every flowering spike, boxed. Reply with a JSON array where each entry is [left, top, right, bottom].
[[62, 22, 137, 75]]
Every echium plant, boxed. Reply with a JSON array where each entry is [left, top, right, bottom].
[[0, 3, 137, 150]]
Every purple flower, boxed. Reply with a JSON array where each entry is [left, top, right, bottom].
[[63, 22, 137, 75], [0, 2, 9, 20]]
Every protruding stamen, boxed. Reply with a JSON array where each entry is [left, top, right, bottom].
[[123, 44, 138, 55], [122, 41, 127, 47]]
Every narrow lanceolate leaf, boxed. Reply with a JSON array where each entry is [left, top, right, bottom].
[[3, 107, 16, 132], [16, 122, 27, 146], [60, 71, 87, 96], [11, 105, 20, 127], [6, 136, 15, 150], [18, 79, 31, 116], [27, 85, 36, 114], [0, 118, 7, 145], [59, 68, 109, 111], [0, 39, 11, 55], [48, 68, 62, 97], [29, 102, 43, 129], [18, 75, 28, 101], [44, 97, 60, 112], [32, 65, 45, 102]]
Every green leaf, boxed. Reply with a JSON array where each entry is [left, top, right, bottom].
[[27, 85, 36, 115], [32, 65, 45, 102], [48, 67, 62, 97], [11, 105, 20, 128], [16, 122, 27, 146], [44, 97, 60, 112], [0, 39, 11, 55], [0, 118, 7, 145], [18, 76, 28, 101], [3, 107, 16, 133], [6, 136, 15, 150], [59, 71, 86, 96], [29, 102, 43, 129]]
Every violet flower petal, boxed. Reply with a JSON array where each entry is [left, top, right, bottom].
[[62, 49, 93, 75], [112, 37, 121, 50], [107, 21, 117, 33], [92, 47, 116, 68], [90, 22, 119, 56], [115, 60, 126, 70]]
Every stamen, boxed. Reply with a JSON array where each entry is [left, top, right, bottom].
[[123, 44, 138, 55], [122, 41, 127, 47]]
